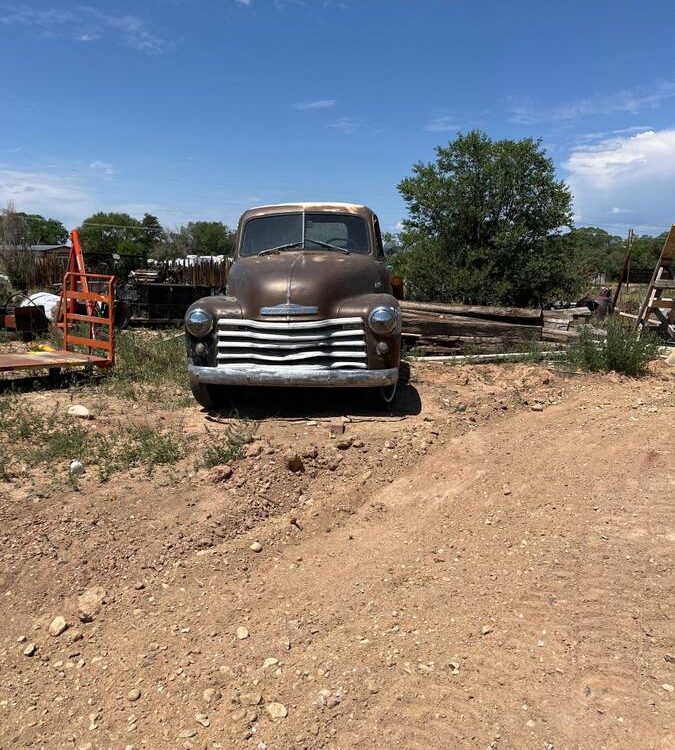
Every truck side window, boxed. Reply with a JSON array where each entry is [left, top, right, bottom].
[[373, 216, 384, 257]]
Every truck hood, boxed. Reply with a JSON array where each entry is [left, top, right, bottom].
[[227, 252, 383, 319]]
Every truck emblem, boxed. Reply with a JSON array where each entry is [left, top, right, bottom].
[[260, 303, 319, 316]]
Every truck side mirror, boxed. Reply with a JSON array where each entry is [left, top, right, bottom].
[[390, 274, 404, 300]]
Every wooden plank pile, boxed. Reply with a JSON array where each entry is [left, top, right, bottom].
[[400, 300, 544, 354], [541, 307, 591, 343]]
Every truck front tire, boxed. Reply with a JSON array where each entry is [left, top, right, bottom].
[[190, 382, 230, 410]]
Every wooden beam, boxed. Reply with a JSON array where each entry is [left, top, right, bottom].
[[400, 300, 543, 325], [402, 315, 542, 341]]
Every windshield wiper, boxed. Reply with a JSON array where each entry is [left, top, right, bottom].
[[304, 239, 350, 255], [258, 242, 304, 256]]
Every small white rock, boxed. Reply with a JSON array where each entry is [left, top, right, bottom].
[[69, 459, 85, 476], [236, 626, 250, 640], [48, 616, 68, 637], [68, 405, 92, 420], [263, 657, 279, 669], [202, 688, 218, 703], [250, 542, 263, 553], [265, 702, 288, 720]]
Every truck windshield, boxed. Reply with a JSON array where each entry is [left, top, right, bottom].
[[240, 212, 371, 256]]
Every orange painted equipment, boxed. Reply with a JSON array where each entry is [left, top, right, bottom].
[[62, 271, 116, 368], [57, 229, 94, 323], [0, 230, 116, 376]]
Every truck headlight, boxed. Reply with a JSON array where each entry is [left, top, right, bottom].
[[368, 306, 399, 336], [185, 309, 213, 337]]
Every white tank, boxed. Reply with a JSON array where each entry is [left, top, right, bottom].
[[20, 292, 61, 322]]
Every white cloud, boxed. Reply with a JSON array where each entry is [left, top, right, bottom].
[[0, 4, 170, 53], [565, 129, 675, 233], [424, 116, 459, 133], [509, 81, 675, 125], [577, 125, 654, 142], [89, 160, 115, 177], [327, 117, 359, 134], [294, 99, 337, 111], [0, 169, 93, 226]]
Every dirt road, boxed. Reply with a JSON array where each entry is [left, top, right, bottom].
[[1, 362, 673, 749]]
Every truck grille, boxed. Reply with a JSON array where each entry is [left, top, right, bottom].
[[216, 317, 368, 369]]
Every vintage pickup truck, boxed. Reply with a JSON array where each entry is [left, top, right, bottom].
[[184, 202, 402, 408]]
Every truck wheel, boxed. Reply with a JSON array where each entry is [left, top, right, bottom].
[[190, 382, 230, 410], [398, 360, 411, 386], [380, 382, 398, 405], [367, 382, 397, 410]]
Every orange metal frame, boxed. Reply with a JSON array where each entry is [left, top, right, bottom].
[[62, 271, 116, 368], [68, 229, 93, 316], [0, 229, 116, 376]]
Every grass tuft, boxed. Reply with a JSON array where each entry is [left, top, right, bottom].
[[0, 400, 88, 467], [199, 424, 250, 469], [567, 317, 660, 376], [103, 331, 190, 404], [115, 424, 185, 474]]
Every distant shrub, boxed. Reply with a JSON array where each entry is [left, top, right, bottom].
[[568, 317, 660, 376]]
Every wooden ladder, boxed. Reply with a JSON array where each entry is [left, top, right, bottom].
[[635, 224, 675, 341]]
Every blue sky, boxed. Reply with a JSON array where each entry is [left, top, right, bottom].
[[1, 0, 675, 235]]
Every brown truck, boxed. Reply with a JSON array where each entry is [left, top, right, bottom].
[[184, 202, 402, 408]]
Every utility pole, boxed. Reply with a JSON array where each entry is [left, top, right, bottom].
[[612, 228, 634, 310]]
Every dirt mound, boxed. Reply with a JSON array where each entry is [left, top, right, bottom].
[[1, 361, 673, 749]]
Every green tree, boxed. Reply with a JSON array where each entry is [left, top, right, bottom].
[[15, 212, 68, 244], [0, 203, 32, 288], [564, 227, 625, 279], [382, 231, 402, 256], [631, 232, 666, 272], [141, 213, 164, 247], [78, 212, 162, 256], [151, 221, 235, 260], [186, 221, 235, 256], [397, 130, 580, 306]]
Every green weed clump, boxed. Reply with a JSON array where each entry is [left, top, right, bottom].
[[567, 317, 661, 376], [104, 331, 190, 403], [0, 395, 250, 482], [0, 398, 187, 480], [0, 400, 88, 465], [92, 423, 187, 480], [199, 424, 249, 469]]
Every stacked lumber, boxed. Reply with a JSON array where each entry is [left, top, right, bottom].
[[541, 307, 591, 343], [400, 300, 543, 354]]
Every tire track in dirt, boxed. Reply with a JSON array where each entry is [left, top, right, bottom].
[[1, 364, 673, 749]]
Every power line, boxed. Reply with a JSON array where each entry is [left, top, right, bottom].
[[19, 163, 407, 201]]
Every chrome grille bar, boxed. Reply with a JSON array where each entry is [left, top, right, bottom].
[[216, 317, 367, 370]]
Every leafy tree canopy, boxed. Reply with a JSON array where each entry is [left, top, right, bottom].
[[0, 210, 68, 246], [565, 227, 667, 280], [396, 130, 580, 306], [15, 212, 69, 245], [78, 212, 162, 256], [151, 221, 235, 260]]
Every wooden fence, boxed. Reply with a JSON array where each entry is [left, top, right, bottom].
[[20, 252, 228, 291]]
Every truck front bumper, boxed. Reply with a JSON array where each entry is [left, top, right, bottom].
[[188, 364, 398, 389]]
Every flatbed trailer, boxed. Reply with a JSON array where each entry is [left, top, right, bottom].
[[0, 230, 116, 380]]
